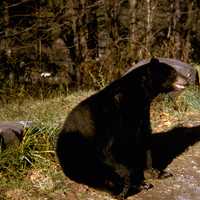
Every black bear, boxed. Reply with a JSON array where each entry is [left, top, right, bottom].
[[56, 58, 194, 199]]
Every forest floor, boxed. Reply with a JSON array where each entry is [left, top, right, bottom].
[[1, 87, 200, 200]]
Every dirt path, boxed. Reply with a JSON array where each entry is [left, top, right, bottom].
[[132, 114, 200, 200]]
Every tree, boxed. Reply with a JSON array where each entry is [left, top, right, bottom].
[[86, 0, 98, 59]]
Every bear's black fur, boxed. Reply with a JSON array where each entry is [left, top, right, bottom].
[[56, 58, 192, 198]]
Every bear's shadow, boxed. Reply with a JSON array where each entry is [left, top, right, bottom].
[[151, 125, 200, 171]]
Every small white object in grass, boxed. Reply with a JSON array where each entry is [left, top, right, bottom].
[[41, 72, 51, 78]]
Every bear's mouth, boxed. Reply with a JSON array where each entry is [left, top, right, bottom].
[[173, 75, 188, 91], [174, 83, 186, 90]]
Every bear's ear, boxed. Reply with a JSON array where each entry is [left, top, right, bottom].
[[150, 57, 159, 65]]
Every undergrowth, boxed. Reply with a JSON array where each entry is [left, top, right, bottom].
[[0, 91, 92, 194]]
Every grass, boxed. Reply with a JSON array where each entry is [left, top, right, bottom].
[[0, 90, 94, 200], [151, 86, 200, 132], [0, 87, 200, 199]]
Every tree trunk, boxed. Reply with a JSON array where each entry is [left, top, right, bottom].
[[173, 0, 181, 59], [60, 3, 77, 65], [86, 0, 98, 59], [74, 0, 87, 63], [182, 0, 193, 61], [129, 0, 137, 49], [146, 0, 151, 52], [104, 0, 121, 65]]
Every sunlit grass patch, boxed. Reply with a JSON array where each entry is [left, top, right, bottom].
[[0, 90, 93, 197], [0, 126, 57, 178], [175, 86, 200, 112], [151, 86, 200, 133]]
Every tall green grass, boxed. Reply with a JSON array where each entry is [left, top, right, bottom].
[[0, 91, 92, 180]]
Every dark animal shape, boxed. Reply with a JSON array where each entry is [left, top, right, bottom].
[[151, 125, 200, 172], [56, 58, 193, 199], [0, 122, 23, 149], [126, 124, 200, 199], [0, 121, 32, 149]]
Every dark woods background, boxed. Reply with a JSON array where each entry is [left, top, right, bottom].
[[0, 0, 200, 99]]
